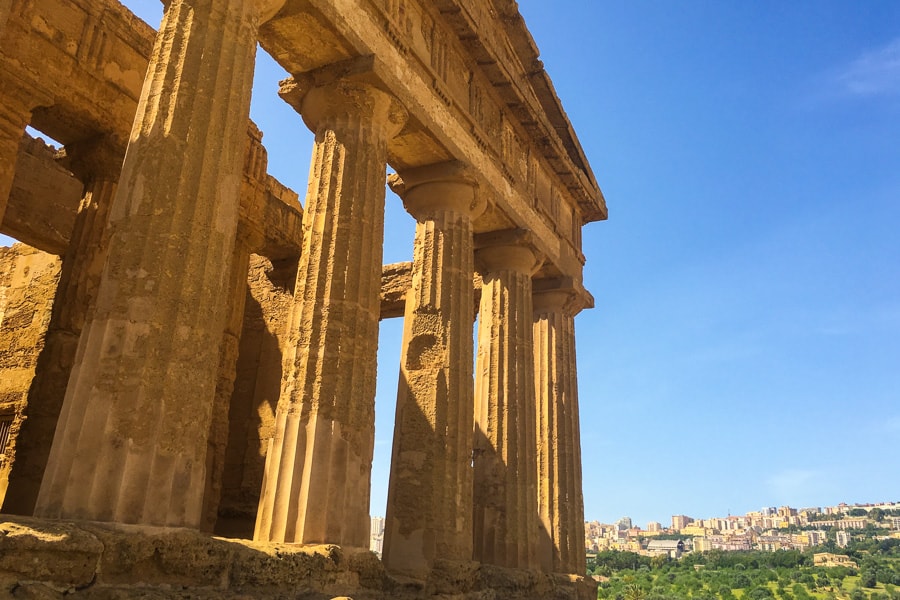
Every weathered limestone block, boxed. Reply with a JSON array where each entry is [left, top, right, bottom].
[[3, 138, 122, 517], [0, 515, 596, 598], [0, 83, 42, 227], [0, 244, 60, 507], [380, 262, 414, 319], [383, 161, 481, 578], [0, 518, 103, 591], [472, 232, 543, 570], [255, 78, 406, 546], [34, 0, 281, 528], [533, 283, 589, 575], [1, 134, 83, 255]]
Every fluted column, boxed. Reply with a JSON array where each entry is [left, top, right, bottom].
[[383, 162, 482, 577], [473, 235, 542, 569], [533, 285, 587, 575], [1, 138, 122, 516], [254, 79, 406, 546], [34, 0, 283, 527]]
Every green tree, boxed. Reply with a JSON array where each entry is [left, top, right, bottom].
[[861, 570, 878, 589]]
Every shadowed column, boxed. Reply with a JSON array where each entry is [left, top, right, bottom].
[[34, 0, 284, 527], [473, 232, 543, 570], [1, 137, 123, 516], [533, 283, 588, 575], [383, 161, 482, 577], [254, 78, 406, 546]]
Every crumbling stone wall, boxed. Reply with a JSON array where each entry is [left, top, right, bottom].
[[216, 254, 297, 539], [0, 244, 60, 505]]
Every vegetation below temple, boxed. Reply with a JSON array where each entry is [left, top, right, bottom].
[[590, 537, 900, 600]]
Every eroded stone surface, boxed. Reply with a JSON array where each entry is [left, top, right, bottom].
[[0, 0, 602, 593], [0, 516, 596, 599]]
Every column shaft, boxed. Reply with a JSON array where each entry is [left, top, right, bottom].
[[34, 0, 266, 527], [473, 244, 541, 570], [1, 144, 119, 515], [254, 80, 405, 546], [533, 290, 586, 574], [383, 167, 478, 576]]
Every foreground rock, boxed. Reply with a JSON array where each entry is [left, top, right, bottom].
[[0, 516, 595, 600]]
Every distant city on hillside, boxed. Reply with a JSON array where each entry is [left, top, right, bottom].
[[367, 501, 900, 559], [585, 501, 900, 557]]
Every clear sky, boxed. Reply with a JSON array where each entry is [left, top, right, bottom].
[[5, 2, 899, 528]]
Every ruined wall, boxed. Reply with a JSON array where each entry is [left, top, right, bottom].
[[215, 254, 297, 539], [0, 244, 60, 505], [2, 135, 83, 255]]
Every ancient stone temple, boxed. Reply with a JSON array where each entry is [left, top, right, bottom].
[[0, 1, 606, 598]]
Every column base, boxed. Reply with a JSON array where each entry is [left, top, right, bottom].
[[0, 514, 597, 599]]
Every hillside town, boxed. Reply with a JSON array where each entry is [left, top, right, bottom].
[[584, 501, 900, 558]]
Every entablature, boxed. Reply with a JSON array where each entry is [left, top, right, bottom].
[[260, 0, 604, 284]]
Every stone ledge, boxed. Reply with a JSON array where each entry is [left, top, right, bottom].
[[0, 516, 595, 599]]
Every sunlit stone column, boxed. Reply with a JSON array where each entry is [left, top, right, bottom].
[[383, 162, 482, 577], [1, 137, 122, 516], [34, 0, 284, 527], [473, 232, 542, 570], [533, 282, 588, 575], [254, 78, 406, 546]]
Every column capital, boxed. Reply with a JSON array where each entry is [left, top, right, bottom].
[[532, 277, 594, 316], [389, 160, 485, 221], [475, 228, 543, 275], [279, 75, 407, 141], [256, 0, 286, 23]]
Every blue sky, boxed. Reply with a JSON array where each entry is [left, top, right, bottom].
[[6, 2, 898, 528]]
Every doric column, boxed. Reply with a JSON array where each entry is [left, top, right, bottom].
[[33, 0, 283, 527], [254, 78, 406, 546], [1, 137, 122, 516], [533, 282, 588, 575], [382, 161, 482, 577], [473, 231, 543, 570]]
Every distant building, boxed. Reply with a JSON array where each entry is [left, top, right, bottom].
[[836, 530, 851, 547], [672, 515, 693, 531], [778, 506, 798, 518], [890, 516, 900, 531], [697, 534, 752, 552], [757, 534, 792, 551], [814, 553, 858, 568], [647, 539, 685, 558], [647, 521, 662, 532], [617, 516, 633, 530], [370, 516, 385, 557], [815, 518, 866, 530], [806, 530, 827, 547]]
